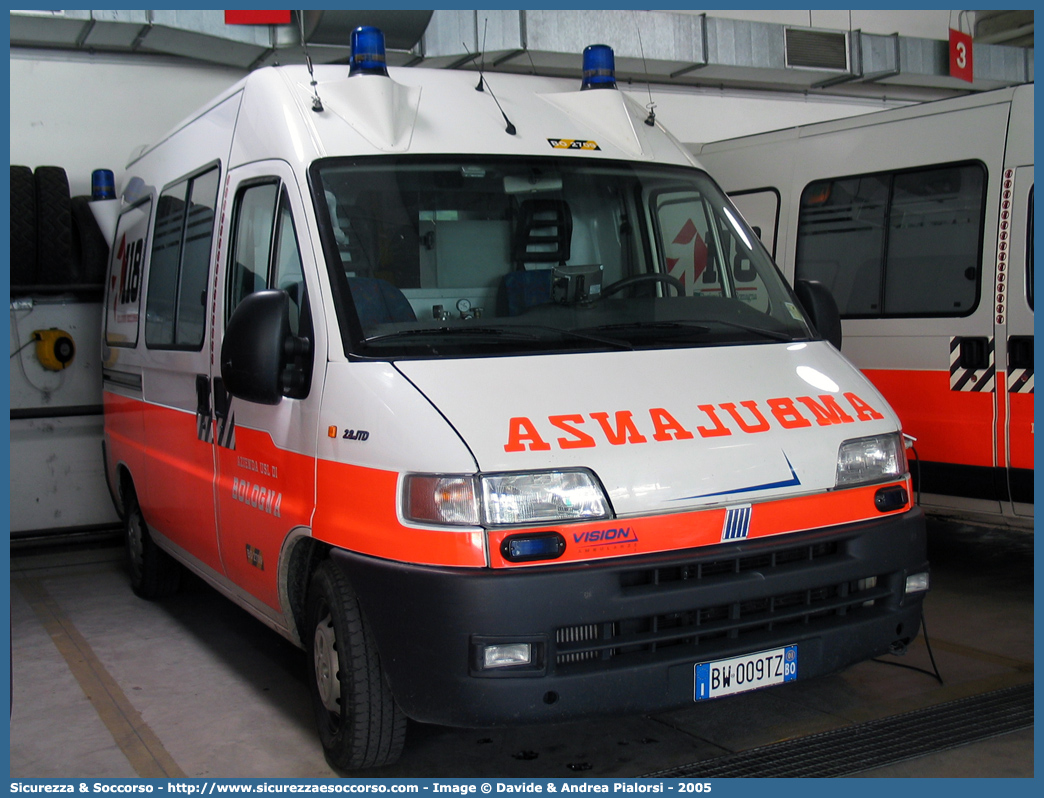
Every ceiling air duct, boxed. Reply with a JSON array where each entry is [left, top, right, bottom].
[[301, 10, 433, 51], [785, 28, 849, 71]]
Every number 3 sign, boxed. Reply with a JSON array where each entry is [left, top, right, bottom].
[[950, 27, 974, 83]]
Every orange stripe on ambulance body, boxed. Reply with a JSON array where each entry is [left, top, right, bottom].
[[140, 400, 223, 573], [102, 390, 146, 481], [314, 460, 487, 567], [863, 369, 995, 468], [995, 374, 1008, 472], [1008, 392, 1033, 470], [216, 426, 316, 611], [487, 478, 912, 568]]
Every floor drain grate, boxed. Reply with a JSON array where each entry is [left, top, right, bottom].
[[644, 682, 1033, 778]]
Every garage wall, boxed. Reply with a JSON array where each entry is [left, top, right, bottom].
[[9, 49, 245, 538], [10, 48, 246, 196], [10, 46, 900, 197], [9, 301, 118, 535]]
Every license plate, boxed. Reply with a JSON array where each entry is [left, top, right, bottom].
[[694, 644, 798, 700]]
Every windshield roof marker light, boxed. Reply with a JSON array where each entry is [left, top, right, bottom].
[[350, 26, 389, 77], [581, 44, 617, 90]]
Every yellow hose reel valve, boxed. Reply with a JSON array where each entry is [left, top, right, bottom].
[[34, 329, 76, 371]]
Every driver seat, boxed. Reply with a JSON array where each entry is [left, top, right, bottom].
[[496, 199, 571, 316]]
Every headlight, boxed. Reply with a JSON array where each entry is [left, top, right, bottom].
[[483, 471, 610, 526], [835, 433, 907, 487], [403, 469, 611, 527]]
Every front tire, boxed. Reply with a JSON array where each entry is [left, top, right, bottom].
[[123, 484, 182, 599], [306, 560, 406, 770]]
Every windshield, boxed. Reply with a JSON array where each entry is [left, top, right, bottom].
[[311, 156, 812, 358]]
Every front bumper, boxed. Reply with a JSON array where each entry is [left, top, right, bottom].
[[332, 507, 927, 726]]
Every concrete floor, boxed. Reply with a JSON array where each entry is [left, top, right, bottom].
[[9, 518, 1033, 779]]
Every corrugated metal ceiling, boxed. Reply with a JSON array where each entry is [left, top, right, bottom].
[[9, 9, 1034, 101]]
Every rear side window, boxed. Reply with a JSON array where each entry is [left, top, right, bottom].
[[795, 162, 986, 318], [145, 165, 220, 348]]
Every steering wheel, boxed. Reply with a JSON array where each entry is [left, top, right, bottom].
[[599, 272, 684, 299]]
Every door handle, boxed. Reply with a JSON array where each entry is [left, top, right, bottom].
[[957, 337, 991, 371], [1008, 336, 1033, 370]]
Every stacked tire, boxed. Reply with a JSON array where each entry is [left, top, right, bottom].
[[10, 164, 109, 289], [72, 194, 111, 285], [9, 165, 37, 286]]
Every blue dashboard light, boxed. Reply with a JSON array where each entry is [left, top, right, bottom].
[[350, 26, 389, 77], [581, 44, 617, 90]]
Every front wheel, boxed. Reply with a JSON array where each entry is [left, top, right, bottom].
[[306, 560, 406, 770]]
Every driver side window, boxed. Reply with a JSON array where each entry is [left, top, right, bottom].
[[272, 192, 308, 337], [226, 180, 312, 396], [228, 182, 310, 333], [228, 181, 278, 319]]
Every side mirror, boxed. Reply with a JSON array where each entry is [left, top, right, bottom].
[[794, 279, 843, 350], [221, 290, 306, 405]]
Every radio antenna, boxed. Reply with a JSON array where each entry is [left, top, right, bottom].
[[476, 18, 487, 91], [464, 40, 516, 135], [299, 10, 323, 111], [634, 12, 656, 126]]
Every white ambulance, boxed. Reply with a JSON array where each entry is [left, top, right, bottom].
[[695, 85, 1033, 531], [102, 28, 929, 770]]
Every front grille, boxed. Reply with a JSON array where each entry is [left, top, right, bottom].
[[556, 624, 602, 665], [555, 552, 895, 670], [619, 541, 839, 590]]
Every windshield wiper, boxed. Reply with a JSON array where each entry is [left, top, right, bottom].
[[701, 319, 797, 342], [582, 319, 795, 343], [362, 324, 633, 351], [363, 326, 538, 344], [510, 324, 634, 351]]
